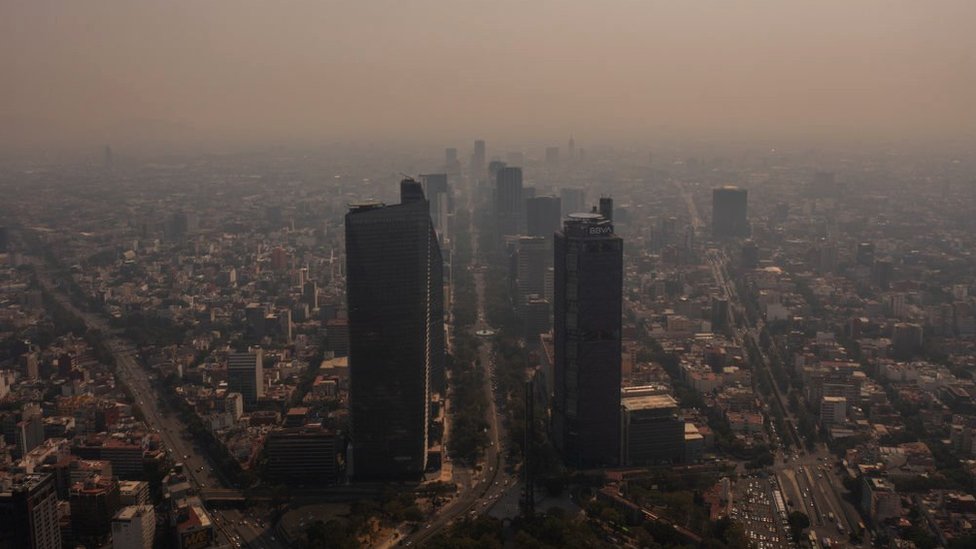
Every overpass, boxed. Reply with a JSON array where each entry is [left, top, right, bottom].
[[199, 488, 246, 508]]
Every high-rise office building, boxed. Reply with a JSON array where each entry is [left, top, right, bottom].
[[487, 160, 507, 181], [560, 187, 586, 218], [302, 281, 318, 309], [227, 350, 263, 411], [741, 240, 760, 269], [892, 322, 923, 360], [711, 296, 730, 333], [445, 147, 460, 175], [525, 196, 562, 239], [70, 476, 120, 547], [552, 213, 623, 468], [271, 246, 289, 271], [0, 473, 61, 549], [516, 236, 549, 312], [495, 167, 524, 241], [856, 242, 875, 266], [421, 173, 450, 244], [523, 296, 551, 343], [599, 197, 613, 221], [111, 505, 155, 549], [471, 140, 486, 176], [711, 186, 749, 238], [264, 427, 341, 485], [345, 179, 444, 480], [244, 304, 266, 340], [620, 393, 685, 465], [15, 412, 44, 459]]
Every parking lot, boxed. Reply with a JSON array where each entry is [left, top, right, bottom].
[[731, 477, 791, 549]]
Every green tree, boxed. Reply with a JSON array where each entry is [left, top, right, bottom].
[[788, 511, 810, 542]]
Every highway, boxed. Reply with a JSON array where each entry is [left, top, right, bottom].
[[31, 258, 280, 549]]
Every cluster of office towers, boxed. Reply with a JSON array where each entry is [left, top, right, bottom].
[[345, 145, 629, 479], [342, 148, 758, 478], [485, 161, 623, 468]]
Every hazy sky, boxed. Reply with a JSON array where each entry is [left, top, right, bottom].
[[2, 1, 974, 152]]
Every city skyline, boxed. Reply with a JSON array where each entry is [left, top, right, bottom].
[[2, 2, 976, 547]]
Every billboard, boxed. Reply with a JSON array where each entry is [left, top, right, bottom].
[[180, 527, 214, 549]]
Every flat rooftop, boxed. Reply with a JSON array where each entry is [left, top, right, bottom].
[[622, 393, 678, 411]]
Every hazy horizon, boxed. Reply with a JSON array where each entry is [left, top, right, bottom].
[[2, 1, 974, 154]]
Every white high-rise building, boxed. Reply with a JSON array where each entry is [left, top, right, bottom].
[[111, 505, 155, 549], [820, 396, 848, 427]]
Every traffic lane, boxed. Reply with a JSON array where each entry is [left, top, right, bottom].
[[39, 273, 230, 506], [111, 347, 215, 488], [219, 509, 272, 549], [793, 466, 822, 526], [809, 466, 852, 541], [802, 465, 832, 526], [823, 466, 864, 541], [211, 511, 240, 548], [120, 350, 231, 488], [802, 465, 846, 542]]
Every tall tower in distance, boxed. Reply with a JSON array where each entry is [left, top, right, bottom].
[[420, 173, 450, 244], [345, 179, 444, 480], [471, 140, 486, 177], [525, 196, 562, 239], [712, 186, 749, 238], [444, 147, 460, 176], [599, 196, 613, 221], [552, 212, 623, 468], [494, 166, 524, 242], [560, 187, 586, 218]]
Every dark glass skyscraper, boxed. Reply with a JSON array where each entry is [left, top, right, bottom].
[[227, 350, 263, 411], [560, 187, 586, 218], [599, 196, 613, 221], [420, 173, 450, 243], [712, 186, 749, 238], [552, 212, 622, 468], [471, 139, 486, 176], [345, 180, 444, 480], [494, 166, 524, 242], [525, 196, 562, 239]]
